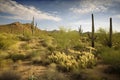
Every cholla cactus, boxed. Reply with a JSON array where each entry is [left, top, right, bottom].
[[48, 51, 97, 71], [79, 52, 97, 68]]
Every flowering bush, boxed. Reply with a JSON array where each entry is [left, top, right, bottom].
[[48, 51, 97, 71]]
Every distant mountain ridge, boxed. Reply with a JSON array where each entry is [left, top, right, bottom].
[[0, 22, 40, 34]]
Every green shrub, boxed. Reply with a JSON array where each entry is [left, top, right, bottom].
[[0, 70, 21, 80], [19, 43, 30, 50], [32, 56, 42, 64], [0, 52, 9, 59], [26, 51, 41, 59], [18, 35, 31, 41], [70, 70, 84, 80], [96, 28, 108, 44], [101, 47, 120, 64], [0, 39, 15, 50], [0, 33, 17, 50], [0, 59, 13, 68], [38, 68, 69, 80], [26, 50, 50, 65], [9, 53, 25, 62], [101, 47, 120, 73], [51, 28, 81, 51], [112, 33, 120, 50]]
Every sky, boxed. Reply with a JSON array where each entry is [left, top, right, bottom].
[[0, 0, 120, 32]]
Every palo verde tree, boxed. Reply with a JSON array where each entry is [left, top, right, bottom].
[[88, 14, 97, 47]]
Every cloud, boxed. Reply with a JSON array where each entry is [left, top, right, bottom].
[[0, 0, 61, 21], [70, 0, 112, 14], [113, 14, 120, 19]]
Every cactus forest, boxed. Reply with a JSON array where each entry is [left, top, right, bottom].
[[0, 0, 120, 80]]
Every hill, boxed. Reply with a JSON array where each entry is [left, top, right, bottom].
[[0, 22, 40, 35]]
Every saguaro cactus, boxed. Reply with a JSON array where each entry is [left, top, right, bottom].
[[22, 25, 25, 36], [79, 25, 83, 35], [88, 14, 96, 47], [108, 17, 112, 48], [31, 17, 34, 35], [35, 23, 37, 29]]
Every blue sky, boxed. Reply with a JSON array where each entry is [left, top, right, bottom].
[[0, 0, 120, 32]]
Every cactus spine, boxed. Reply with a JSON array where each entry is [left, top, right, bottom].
[[108, 17, 112, 48], [88, 14, 96, 47]]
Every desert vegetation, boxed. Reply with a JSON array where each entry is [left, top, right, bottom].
[[0, 14, 120, 80]]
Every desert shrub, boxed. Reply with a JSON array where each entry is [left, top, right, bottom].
[[40, 37, 56, 53], [0, 59, 13, 68], [27, 50, 50, 65], [0, 39, 16, 50], [70, 70, 86, 80], [48, 51, 97, 72], [9, 53, 25, 62], [112, 33, 120, 50], [101, 47, 120, 74], [32, 56, 50, 65], [26, 50, 41, 59], [40, 39, 48, 47], [0, 33, 18, 40], [19, 43, 30, 50], [48, 63, 57, 70], [0, 52, 9, 59], [101, 47, 120, 64], [0, 33, 17, 50], [31, 56, 42, 64], [0, 70, 21, 80], [47, 46, 55, 52], [51, 28, 81, 51], [73, 44, 85, 51], [96, 28, 120, 49], [96, 28, 109, 47], [18, 35, 32, 41], [37, 68, 69, 80]]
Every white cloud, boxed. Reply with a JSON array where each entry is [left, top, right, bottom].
[[113, 15, 120, 19], [0, 0, 61, 21], [70, 0, 112, 14]]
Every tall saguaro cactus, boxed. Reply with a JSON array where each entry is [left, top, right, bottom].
[[31, 17, 34, 35], [22, 25, 24, 36], [79, 25, 83, 35], [88, 14, 96, 47], [108, 17, 112, 48]]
